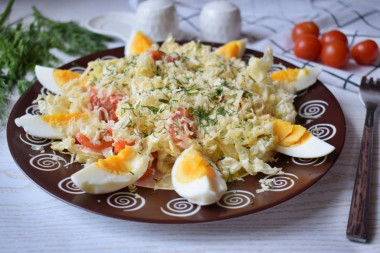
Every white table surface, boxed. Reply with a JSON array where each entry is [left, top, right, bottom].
[[1, 1, 380, 252]]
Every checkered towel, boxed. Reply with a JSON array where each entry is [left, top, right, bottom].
[[174, 0, 380, 92]]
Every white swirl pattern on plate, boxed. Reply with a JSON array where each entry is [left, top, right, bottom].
[[292, 156, 328, 166], [161, 198, 201, 217], [40, 87, 52, 96], [261, 173, 299, 192], [298, 100, 328, 119], [25, 104, 41, 115], [107, 192, 145, 211], [269, 63, 286, 72], [308, 124, 336, 141], [101, 55, 118, 60], [297, 89, 308, 97], [217, 190, 255, 209], [58, 177, 85, 194], [241, 53, 255, 64], [68, 66, 86, 73], [30, 154, 68, 171], [19, 133, 53, 147]]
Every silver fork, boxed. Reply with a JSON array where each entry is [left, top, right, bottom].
[[347, 77, 380, 243]]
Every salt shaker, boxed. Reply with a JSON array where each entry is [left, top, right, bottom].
[[199, 1, 242, 43], [135, 0, 179, 41]]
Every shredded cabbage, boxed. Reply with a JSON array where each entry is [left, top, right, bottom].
[[36, 37, 298, 183]]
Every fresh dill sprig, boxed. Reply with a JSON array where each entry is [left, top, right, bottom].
[[0, 0, 14, 27], [0, 2, 114, 126], [194, 106, 217, 127]]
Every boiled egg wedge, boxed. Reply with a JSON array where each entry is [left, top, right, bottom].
[[15, 113, 88, 139], [125, 30, 154, 56], [270, 67, 322, 92], [171, 146, 227, 206], [273, 119, 335, 158], [71, 146, 149, 194], [215, 39, 247, 59], [35, 65, 84, 94]]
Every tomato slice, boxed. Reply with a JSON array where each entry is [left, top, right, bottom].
[[113, 140, 135, 154], [149, 51, 181, 63], [168, 108, 195, 144], [165, 53, 181, 63], [149, 51, 165, 62], [138, 167, 154, 181], [137, 152, 158, 182], [75, 130, 113, 152], [90, 88, 122, 122]]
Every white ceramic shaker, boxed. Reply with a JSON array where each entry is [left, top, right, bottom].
[[199, 1, 242, 43], [135, 0, 179, 41]]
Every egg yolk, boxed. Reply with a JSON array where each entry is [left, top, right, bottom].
[[96, 146, 136, 174], [131, 31, 153, 55], [53, 69, 82, 87], [273, 119, 293, 141], [293, 131, 312, 146], [270, 68, 308, 83], [175, 149, 216, 184], [215, 42, 239, 59], [41, 113, 88, 127], [215, 40, 245, 59], [279, 124, 306, 146], [273, 119, 312, 147]]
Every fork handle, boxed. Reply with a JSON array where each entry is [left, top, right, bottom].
[[346, 108, 375, 243]]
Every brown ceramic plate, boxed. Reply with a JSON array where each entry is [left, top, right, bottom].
[[7, 45, 345, 223]]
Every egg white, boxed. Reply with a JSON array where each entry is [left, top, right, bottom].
[[71, 150, 150, 194], [293, 67, 322, 92], [171, 147, 227, 206], [35, 65, 61, 94], [124, 30, 136, 56], [14, 114, 63, 139], [275, 135, 335, 158]]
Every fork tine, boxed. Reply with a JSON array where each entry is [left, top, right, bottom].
[[361, 77, 380, 89], [364, 77, 380, 85], [366, 77, 372, 86], [360, 76, 369, 89]]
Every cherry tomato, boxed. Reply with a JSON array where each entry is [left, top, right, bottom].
[[292, 21, 319, 42], [75, 129, 113, 152], [321, 41, 350, 68], [351, 40, 379, 65], [168, 108, 195, 144], [320, 30, 348, 46], [90, 88, 122, 122], [149, 51, 165, 62], [294, 34, 321, 61], [113, 140, 135, 154]]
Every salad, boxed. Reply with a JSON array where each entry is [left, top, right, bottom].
[[15, 34, 334, 205]]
